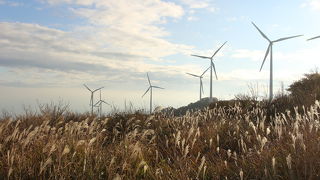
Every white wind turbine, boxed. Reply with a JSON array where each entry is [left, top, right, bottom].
[[191, 41, 227, 101], [142, 73, 164, 114], [252, 22, 303, 102], [186, 66, 210, 100], [83, 84, 104, 115], [94, 89, 110, 120]]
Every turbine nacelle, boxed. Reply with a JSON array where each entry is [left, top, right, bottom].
[[252, 22, 303, 71]]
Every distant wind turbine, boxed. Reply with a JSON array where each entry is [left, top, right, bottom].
[[186, 66, 210, 100], [142, 73, 164, 114], [307, 35, 320, 41], [252, 22, 303, 102], [83, 84, 104, 115], [94, 89, 110, 120], [191, 41, 227, 101]]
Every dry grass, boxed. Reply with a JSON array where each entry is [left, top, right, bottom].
[[1, 100, 320, 179]]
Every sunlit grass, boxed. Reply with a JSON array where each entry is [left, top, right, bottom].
[[1, 99, 320, 179]]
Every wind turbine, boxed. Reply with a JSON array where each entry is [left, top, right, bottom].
[[252, 22, 303, 102], [186, 66, 210, 100], [191, 41, 227, 101], [94, 89, 110, 120], [83, 84, 104, 115], [142, 73, 164, 114], [307, 35, 320, 41]]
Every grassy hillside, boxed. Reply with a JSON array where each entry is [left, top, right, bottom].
[[1, 100, 320, 179], [1, 72, 320, 179]]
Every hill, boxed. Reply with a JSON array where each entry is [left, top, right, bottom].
[[160, 97, 218, 116]]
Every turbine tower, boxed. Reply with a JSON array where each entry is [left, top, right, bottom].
[[83, 84, 104, 115], [252, 22, 303, 102], [191, 41, 227, 102], [142, 73, 164, 114], [307, 35, 320, 41], [186, 66, 210, 100]]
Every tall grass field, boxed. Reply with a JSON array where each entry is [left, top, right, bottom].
[[1, 72, 320, 179]]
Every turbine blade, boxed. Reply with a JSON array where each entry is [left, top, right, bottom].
[[201, 66, 211, 77], [101, 100, 110, 105], [93, 87, 104, 93], [260, 44, 271, 72], [186, 72, 200, 78], [142, 87, 151, 97], [94, 100, 100, 106], [191, 54, 211, 59], [83, 84, 92, 92], [307, 35, 320, 41], [212, 63, 218, 80], [152, 86, 164, 89], [147, 73, 151, 86], [273, 35, 303, 42], [211, 41, 227, 58], [251, 22, 271, 42]]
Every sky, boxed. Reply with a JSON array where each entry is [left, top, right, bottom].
[[1, 0, 320, 114]]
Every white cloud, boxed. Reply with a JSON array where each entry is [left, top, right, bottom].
[[228, 43, 320, 84], [0, 0, 23, 6], [0, 0, 201, 88], [231, 42, 320, 64], [40, 0, 94, 6], [179, 0, 209, 9], [187, 16, 198, 21], [301, 0, 320, 11], [231, 49, 265, 61], [0, 21, 201, 87], [66, 0, 188, 59], [179, 0, 217, 12]]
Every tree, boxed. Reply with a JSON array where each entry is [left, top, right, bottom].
[[287, 72, 320, 106]]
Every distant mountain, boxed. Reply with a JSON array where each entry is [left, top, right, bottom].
[[160, 97, 218, 116]]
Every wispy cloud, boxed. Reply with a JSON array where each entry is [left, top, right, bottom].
[[179, 0, 209, 9], [0, 0, 23, 6], [231, 44, 320, 65], [301, 0, 320, 11]]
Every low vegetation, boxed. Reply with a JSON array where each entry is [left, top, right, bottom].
[[1, 72, 320, 179]]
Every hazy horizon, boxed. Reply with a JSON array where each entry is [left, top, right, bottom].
[[1, 0, 320, 114]]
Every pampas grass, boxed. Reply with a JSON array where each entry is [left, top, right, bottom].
[[0, 100, 320, 179]]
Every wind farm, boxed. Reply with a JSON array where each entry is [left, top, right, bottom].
[[1, 1, 320, 179], [191, 41, 227, 101], [83, 84, 104, 115], [93, 89, 110, 120]]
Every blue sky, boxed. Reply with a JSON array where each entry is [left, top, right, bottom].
[[1, 0, 320, 113]]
